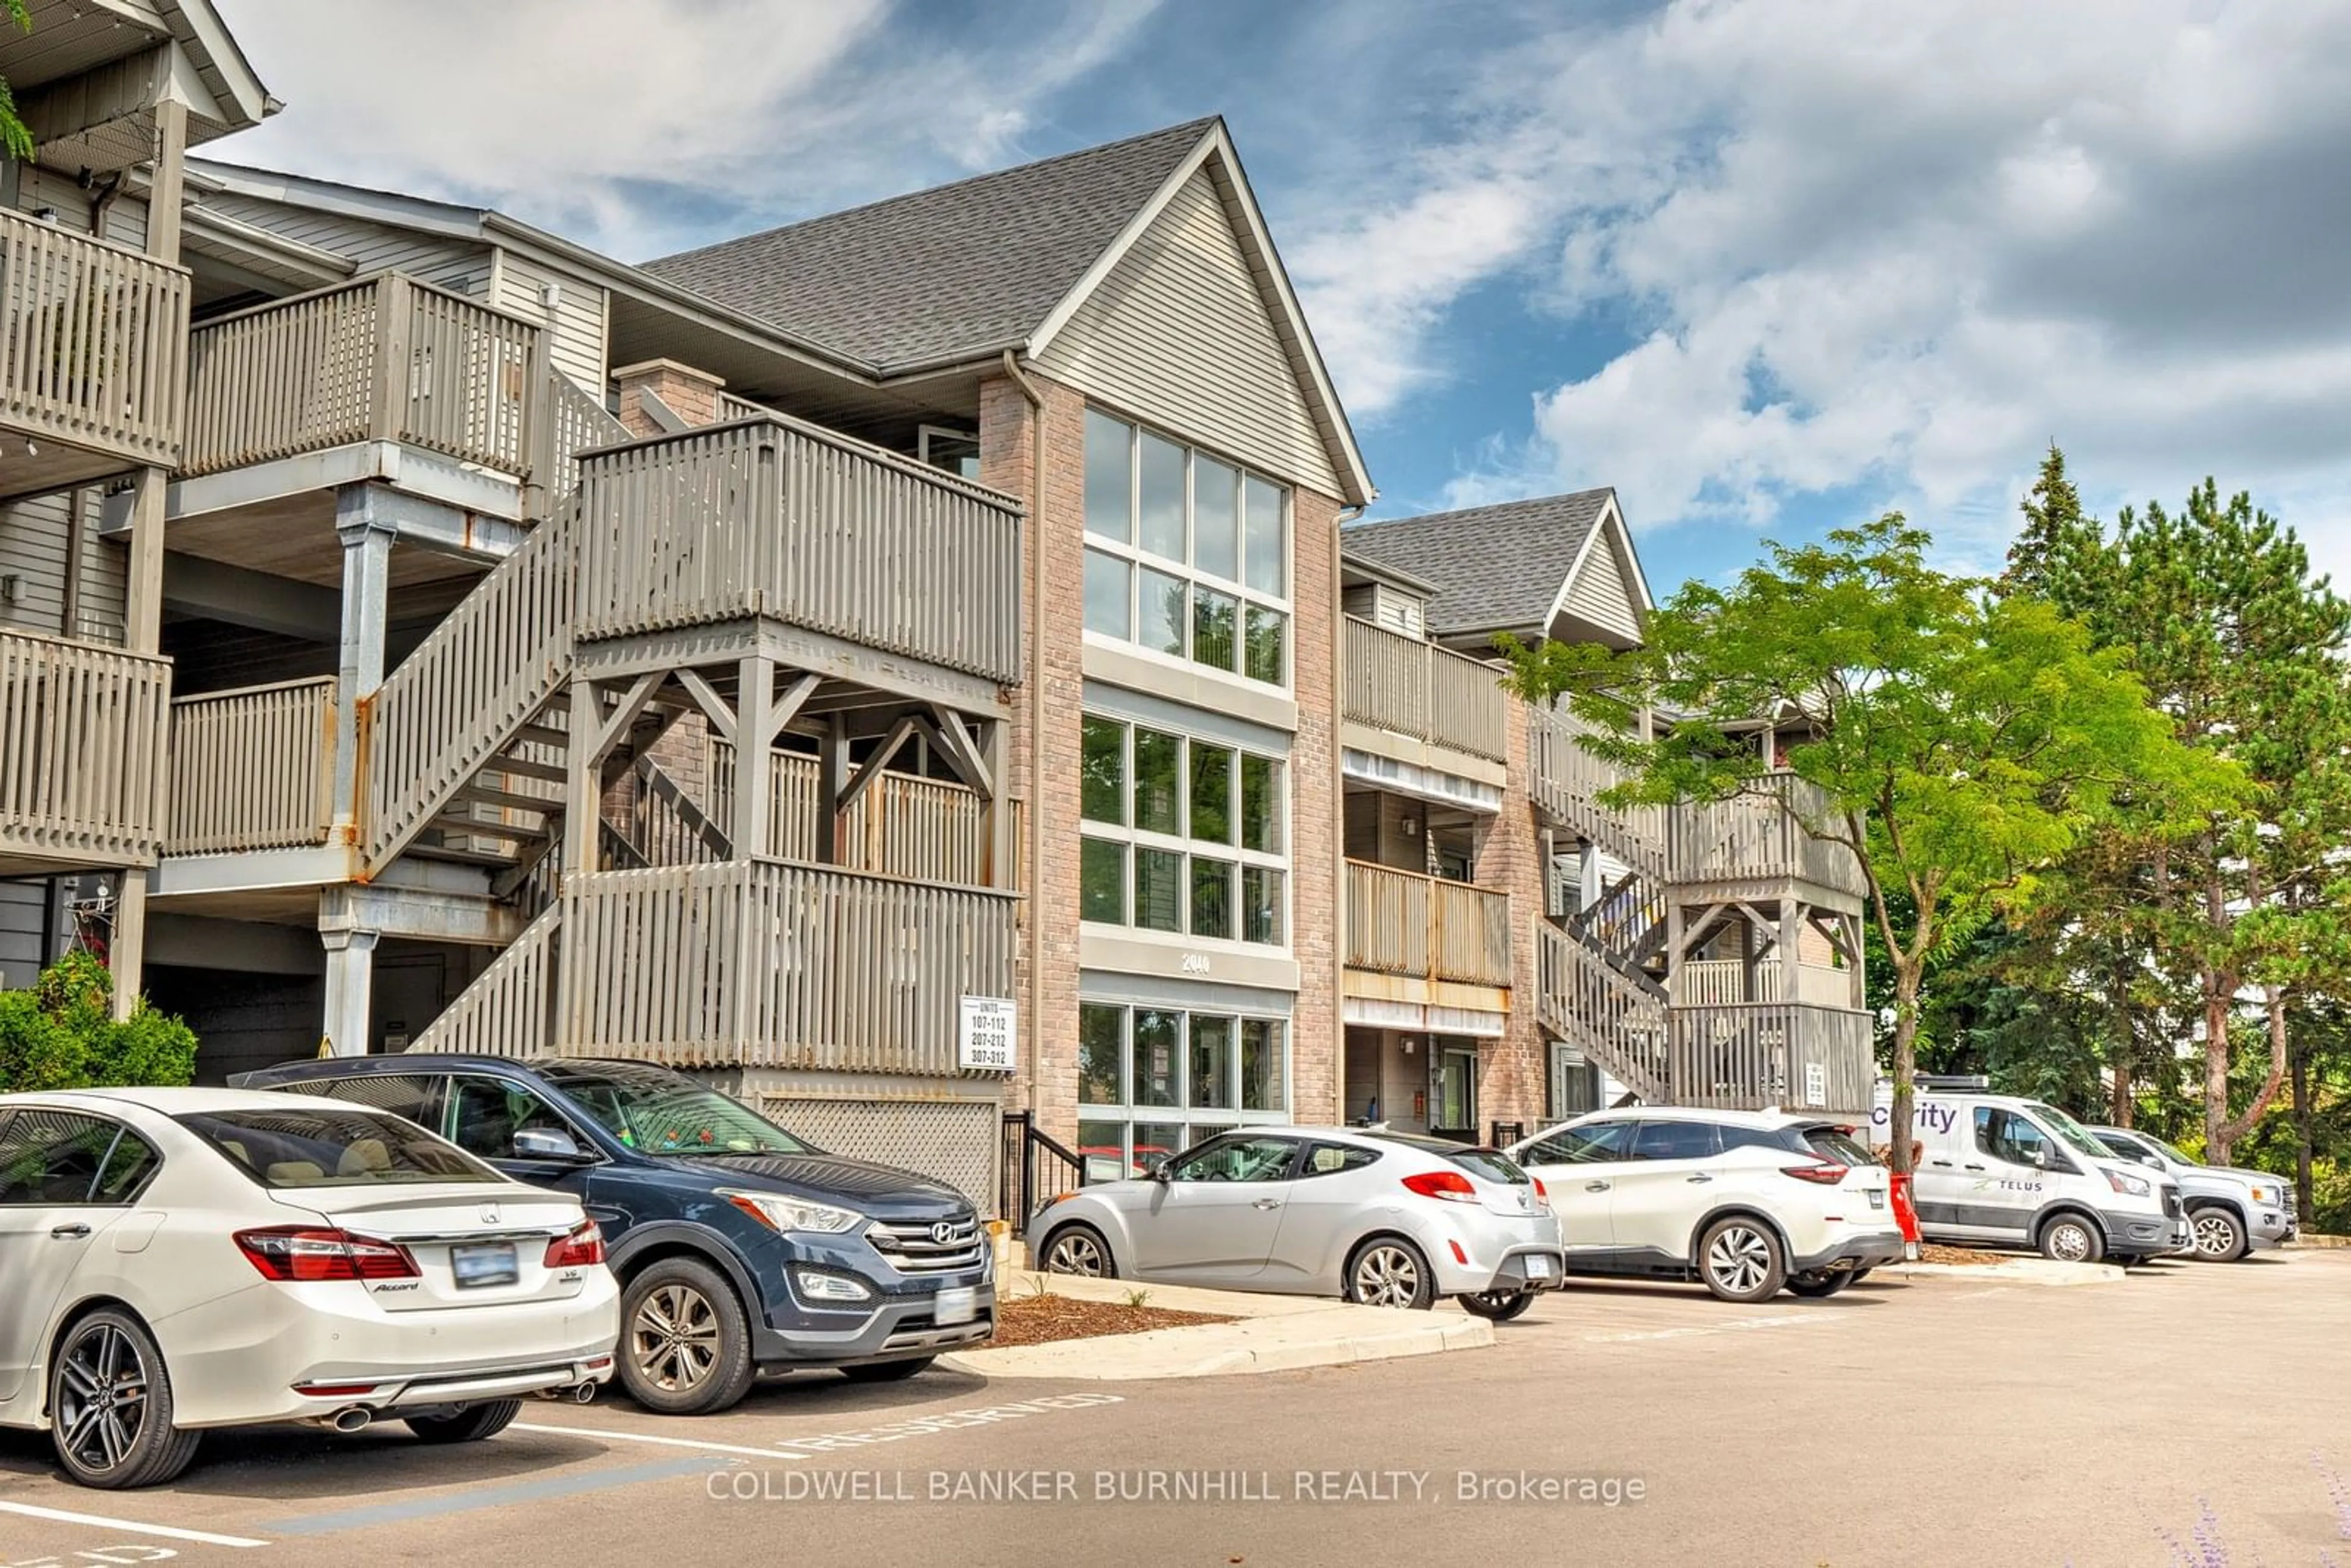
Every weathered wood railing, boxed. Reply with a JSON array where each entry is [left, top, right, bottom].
[[557, 860, 1019, 1071], [183, 273, 544, 481], [1534, 919, 1669, 1101], [1340, 615, 1507, 763], [1343, 860, 1512, 987], [1, 209, 190, 470], [0, 629, 172, 868], [166, 677, 336, 853], [407, 902, 560, 1057], [361, 514, 576, 871], [1527, 703, 1669, 881], [544, 370, 628, 514], [1667, 772, 1867, 898], [572, 418, 1024, 683], [1676, 956, 1857, 1009], [702, 740, 1001, 888], [1668, 1000, 1874, 1113]]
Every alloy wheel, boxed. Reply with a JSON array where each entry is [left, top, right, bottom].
[[55, 1322, 151, 1478], [1045, 1231, 1107, 1277], [1351, 1244, 1422, 1308], [631, 1283, 722, 1393], [2192, 1213, 2240, 1258], [1704, 1225, 1774, 1295]]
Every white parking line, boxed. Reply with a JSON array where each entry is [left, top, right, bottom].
[[0, 1499, 269, 1548], [1584, 1313, 1839, 1343], [510, 1422, 803, 1460]]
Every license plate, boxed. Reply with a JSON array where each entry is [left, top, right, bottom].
[[1523, 1255, 1554, 1279], [1868, 1189, 1886, 1209], [934, 1286, 978, 1326], [452, 1242, 519, 1289]]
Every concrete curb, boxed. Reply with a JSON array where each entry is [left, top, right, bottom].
[[1873, 1258, 2123, 1286], [2283, 1234, 2350, 1250], [942, 1273, 1494, 1380]]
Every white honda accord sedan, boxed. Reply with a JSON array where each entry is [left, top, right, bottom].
[[0, 1087, 620, 1488]]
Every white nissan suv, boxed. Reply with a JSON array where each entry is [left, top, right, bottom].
[[1509, 1108, 1902, 1303]]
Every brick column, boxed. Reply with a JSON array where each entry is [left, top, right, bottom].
[[1289, 489, 1343, 1125], [613, 359, 726, 437], [1479, 694, 1554, 1132]]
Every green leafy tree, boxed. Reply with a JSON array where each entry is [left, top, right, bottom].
[[0, 951, 198, 1090], [2009, 457, 2351, 1163], [2, 0, 32, 163], [1504, 514, 2239, 1176]]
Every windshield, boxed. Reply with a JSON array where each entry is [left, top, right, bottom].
[[180, 1108, 497, 1188], [538, 1067, 816, 1157], [2027, 1102, 2119, 1162], [2148, 1135, 2198, 1168]]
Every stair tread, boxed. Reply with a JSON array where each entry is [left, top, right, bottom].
[[405, 843, 531, 869], [487, 756, 568, 783], [452, 782, 563, 813]]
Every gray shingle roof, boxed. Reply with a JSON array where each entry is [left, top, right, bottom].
[[1342, 491, 1615, 637], [640, 118, 1219, 373]]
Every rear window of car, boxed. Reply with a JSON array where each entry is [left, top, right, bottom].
[[177, 1108, 499, 1188], [1363, 1132, 1531, 1184], [1803, 1127, 1879, 1166]]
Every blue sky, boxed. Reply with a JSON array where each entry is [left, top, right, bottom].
[[218, 0, 2351, 599]]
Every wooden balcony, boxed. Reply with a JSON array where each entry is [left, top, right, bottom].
[[1666, 772, 1869, 900], [1, 209, 191, 500], [1676, 956, 1859, 1010], [572, 418, 1024, 686], [557, 860, 1019, 1070], [700, 740, 1011, 888], [0, 629, 171, 874], [165, 678, 338, 855], [1341, 615, 1507, 765], [1668, 1001, 1875, 1116], [1344, 860, 1512, 988], [182, 274, 543, 486]]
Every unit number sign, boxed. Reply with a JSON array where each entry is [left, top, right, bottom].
[[959, 996, 1018, 1072]]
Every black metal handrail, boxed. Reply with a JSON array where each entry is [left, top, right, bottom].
[[1000, 1111, 1087, 1230], [1490, 1120, 1526, 1148]]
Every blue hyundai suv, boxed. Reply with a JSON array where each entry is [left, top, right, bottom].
[[233, 1054, 994, 1414]]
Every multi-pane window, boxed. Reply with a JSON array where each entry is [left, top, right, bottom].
[[1076, 1001, 1290, 1179], [1082, 408, 1289, 688], [1079, 715, 1286, 946]]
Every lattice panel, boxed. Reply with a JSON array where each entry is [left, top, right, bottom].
[[762, 1096, 1000, 1218]]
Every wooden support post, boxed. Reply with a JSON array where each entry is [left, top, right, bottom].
[[734, 655, 776, 859], [817, 713, 849, 865], [329, 494, 395, 842], [372, 274, 415, 442], [320, 926, 380, 1057], [564, 678, 601, 878], [979, 718, 1013, 891], [1781, 898, 1804, 1016]]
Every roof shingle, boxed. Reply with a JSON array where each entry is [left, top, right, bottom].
[[641, 118, 1218, 373], [1341, 491, 1616, 637]]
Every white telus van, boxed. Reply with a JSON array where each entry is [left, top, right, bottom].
[[1869, 1084, 2191, 1265]]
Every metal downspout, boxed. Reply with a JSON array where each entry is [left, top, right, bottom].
[[1001, 351, 1048, 1118]]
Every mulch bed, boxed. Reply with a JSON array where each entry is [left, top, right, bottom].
[[1917, 1242, 2017, 1266], [988, 1289, 1237, 1348]]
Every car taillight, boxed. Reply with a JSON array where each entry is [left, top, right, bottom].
[[235, 1227, 418, 1281], [1780, 1163, 1849, 1187], [1531, 1177, 1550, 1209], [1401, 1171, 1480, 1203], [545, 1220, 606, 1269]]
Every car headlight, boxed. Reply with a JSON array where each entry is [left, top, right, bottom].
[[720, 1188, 864, 1234], [2102, 1168, 2151, 1198], [2246, 1185, 2276, 1205]]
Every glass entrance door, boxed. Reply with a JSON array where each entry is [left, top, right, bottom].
[[1430, 1046, 1477, 1140]]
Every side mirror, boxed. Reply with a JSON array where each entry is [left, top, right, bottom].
[[2032, 1147, 2055, 1171], [1149, 1163, 1175, 1185], [514, 1127, 587, 1161]]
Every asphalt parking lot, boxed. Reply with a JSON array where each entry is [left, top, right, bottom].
[[4, 1250, 2346, 1567]]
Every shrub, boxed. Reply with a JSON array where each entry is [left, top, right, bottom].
[[0, 951, 197, 1092]]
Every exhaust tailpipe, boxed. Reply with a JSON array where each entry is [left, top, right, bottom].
[[572, 1381, 597, 1405], [329, 1406, 372, 1434]]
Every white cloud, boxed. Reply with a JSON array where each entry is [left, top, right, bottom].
[[214, 0, 1161, 258], [1286, 0, 2351, 575]]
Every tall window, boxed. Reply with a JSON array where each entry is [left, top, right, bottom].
[[1082, 408, 1290, 688], [1079, 714, 1285, 947], [1076, 1001, 1289, 1179]]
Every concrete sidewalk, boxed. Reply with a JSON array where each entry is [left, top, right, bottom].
[[940, 1271, 1493, 1380]]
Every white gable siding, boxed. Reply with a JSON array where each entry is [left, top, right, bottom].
[[490, 249, 610, 389], [1036, 165, 1340, 497], [1560, 525, 1641, 642], [196, 195, 488, 294]]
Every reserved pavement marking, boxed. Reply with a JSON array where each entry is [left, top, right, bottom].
[[0, 1499, 269, 1548], [1584, 1313, 1840, 1343], [261, 1454, 721, 1537], [512, 1422, 808, 1460]]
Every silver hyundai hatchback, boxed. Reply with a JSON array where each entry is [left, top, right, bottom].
[[1031, 1127, 1567, 1320]]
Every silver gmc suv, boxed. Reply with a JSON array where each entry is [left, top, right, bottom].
[[2088, 1125, 2297, 1262]]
